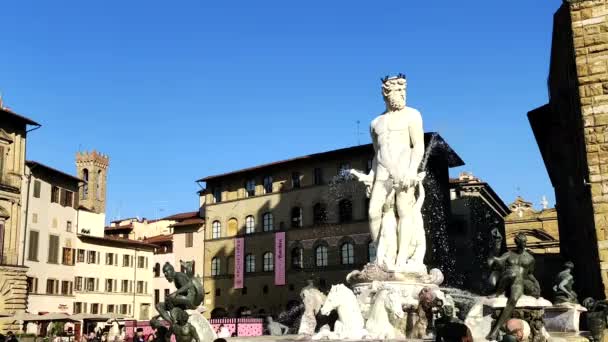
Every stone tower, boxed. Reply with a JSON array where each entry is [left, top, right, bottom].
[[76, 150, 109, 214]]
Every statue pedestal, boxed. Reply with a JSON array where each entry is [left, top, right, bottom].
[[465, 296, 552, 342], [544, 303, 586, 333]]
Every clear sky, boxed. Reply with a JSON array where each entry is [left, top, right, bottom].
[[1, 0, 561, 220]]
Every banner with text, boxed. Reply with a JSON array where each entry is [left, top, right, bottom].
[[234, 237, 244, 289], [275, 232, 286, 285]]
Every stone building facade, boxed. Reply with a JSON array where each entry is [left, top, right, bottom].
[[528, 0, 608, 299], [0, 106, 39, 331], [198, 134, 463, 318]]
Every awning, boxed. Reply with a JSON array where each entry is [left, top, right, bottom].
[[70, 313, 130, 321], [10, 312, 77, 322]]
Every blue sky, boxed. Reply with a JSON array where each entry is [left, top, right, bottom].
[[1, 0, 560, 220]]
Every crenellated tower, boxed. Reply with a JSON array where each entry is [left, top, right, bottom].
[[76, 150, 109, 214]]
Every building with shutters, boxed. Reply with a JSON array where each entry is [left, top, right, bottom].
[[197, 136, 464, 319]]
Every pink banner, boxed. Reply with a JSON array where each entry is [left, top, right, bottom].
[[275, 232, 286, 285], [234, 237, 244, 289]]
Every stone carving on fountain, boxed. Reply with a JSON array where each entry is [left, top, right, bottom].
[[298, 279, 327, 335], [312, 284, 368, 340]]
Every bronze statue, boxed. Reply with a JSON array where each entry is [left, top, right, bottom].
[[155, 262, 204, 322], [486, 228, 504, 292], [552, 261, 577, 304], [486, 233, 540, 341], [583, 297, 608, 342], [170, 307, 200, 342], [149, 315, 171, 342]]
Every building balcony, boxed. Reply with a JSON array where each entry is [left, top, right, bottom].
[[0, 172, 21, 193]]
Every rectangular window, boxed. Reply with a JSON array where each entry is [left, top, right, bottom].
[[27, 231, 39, 261], [61, 281, 70, 295], [65, 191, 73, 207], [87, 251, 96, 264], [185, 232, 194, 248], [77, 249, 85, 263], [75, 277, 83, 291], [106, 253, 114, 265], [106, 279, 114, 292], [86, 278, 95, 292], [33, 180, 41, 198], [26, 277, 37, 294], [123, 254, 130, 267], [154, 289, 160, 305], [62, 248, 74, 265], [74, 302, 82, 314], [107, 304, 115, 313], [120, 304, 128, 315], [66, 221, 72, 232], [91, 303, 99, 314], [213, 187, 222, 203], [137, 256, 145, 268], [313, 168, 323, 185], [46, 279, 56, 294], [121, 280, 128, 293], [245, 179, 256, 197], [48, 235, 59, 264], [263, 176, 273, 194], [292, 172, 301, 189], [32, 213, 38, 223], [136, 281, 145, 294], [51, 186, 60, 203]]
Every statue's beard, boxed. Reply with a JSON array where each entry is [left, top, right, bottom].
[[386, 95, 405, 111]]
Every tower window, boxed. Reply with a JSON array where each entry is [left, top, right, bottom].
[[96, 170, 102, 200], [82, 169, 89, 200], [292, 172, 301, 189]]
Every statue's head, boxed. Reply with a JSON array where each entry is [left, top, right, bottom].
[[442, 304, 454, 318], [266, 316, 274, 323], [163, 262, 175, 281], [382, 74, 407, 111], [514, 233, 527, 249], [564, 261, 574, 270]]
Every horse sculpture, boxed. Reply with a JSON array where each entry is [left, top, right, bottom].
[[298, 282, 327, 335], [365, 285, 406, 339], [312, 284, 368, 340]]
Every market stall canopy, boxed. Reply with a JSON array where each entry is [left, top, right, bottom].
[[11, 312, 77, 322], [70, 313, 130, 321]]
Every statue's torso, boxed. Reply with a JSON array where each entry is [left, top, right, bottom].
[[371, 107, 421, 180], [504, 251, 534, 278]]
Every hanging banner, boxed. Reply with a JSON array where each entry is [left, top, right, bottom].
[[234, 237, 244, 289], [275, 232, 286, 285]]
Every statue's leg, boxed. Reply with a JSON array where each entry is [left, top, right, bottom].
[[369, 182, 389, 263], [487, 284, 523, 340], [155, 302, 172, 322], [395, 187, 416, 267]]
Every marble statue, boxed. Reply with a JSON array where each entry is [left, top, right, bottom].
[[350, 74, 426, 271], [266, 317, 289, 336], [312, 284, 368, 340], [487, 233, 541, 340], [553, 261, 577, 304], [364, 284, 406, 339], [298, 279, 327, 335], [155, 262, 204, 323]]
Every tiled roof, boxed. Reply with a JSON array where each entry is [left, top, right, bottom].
[[143, 234, 173, 244], [1, 107, 40, 126], [77, 234, 158, 249], [104, 224, 134, 231], [198, 133, 464, 182], [162, 211, 199, 221], [26, 160, 84, 184], [171, 218, 204, 228]]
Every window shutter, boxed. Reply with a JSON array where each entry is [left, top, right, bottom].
[[28, 231, 39, 261]]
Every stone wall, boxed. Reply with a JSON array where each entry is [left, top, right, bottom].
[[569, 0, 608, 298], [0, 265, 28, 333]]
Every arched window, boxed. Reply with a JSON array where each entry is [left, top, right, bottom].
[[82, 169, 89, 200], [245, 216, 255, 234], [315, 245, 328, 267], [245, 254, 255, 273], [341, 242, 354, 265], [291, 207, 303, 228], [313, 203, 327, 225], [211, 257, 220, 276], [263, 252, 274, 272], [153, 263, 161, 277], [96, 170, 102, 200], [263, 213, 273, 232], [291, 247, 303, 269], [339, 199, 353, 223], [368, 242, 377, 262], [212, 221, 221, 239]]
